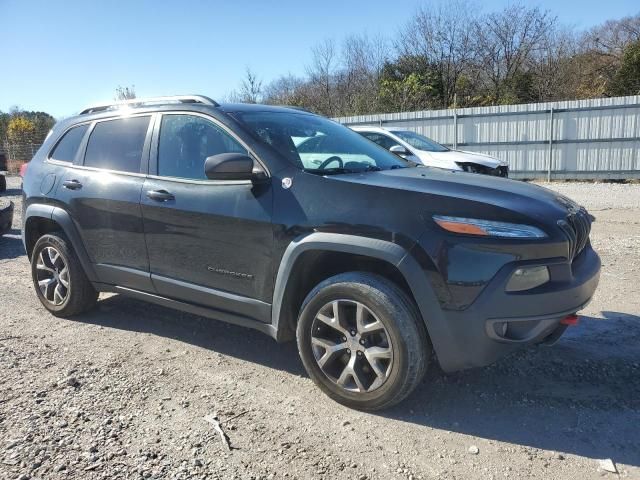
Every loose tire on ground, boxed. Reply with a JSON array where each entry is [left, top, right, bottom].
[[296, 271, 430, 411], [31, 233, 98, 317]]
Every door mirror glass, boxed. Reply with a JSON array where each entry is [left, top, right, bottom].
[[204, 153, 256, 181], [389, 145, 409, 156]]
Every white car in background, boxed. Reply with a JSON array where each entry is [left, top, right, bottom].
[[351, 126, 509, 177]]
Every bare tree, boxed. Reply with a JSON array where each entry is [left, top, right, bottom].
[[574, 13, 640, 97], [238, 67, 263, 103], [397, 0, 477, 108], [530, 27, 579, 101], [584, 13, 640, 60], [262, 74, 306, 106], [306, 39, 337, 115], [473, 4, 556, 103], [339, 33, 389, 114], [115, 85, 136, 101]]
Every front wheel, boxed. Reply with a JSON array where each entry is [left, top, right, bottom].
[[296, 272, 430, 411]]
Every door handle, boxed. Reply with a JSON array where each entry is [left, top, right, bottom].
[[62, 179, 83, 190], [146, 189, 175, 202]]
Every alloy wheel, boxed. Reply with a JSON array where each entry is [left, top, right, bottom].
[[35, 246, 70, 306], [310, 299, 393, 393]]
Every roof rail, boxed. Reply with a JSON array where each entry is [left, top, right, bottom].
[[79, 95, 219, 115]]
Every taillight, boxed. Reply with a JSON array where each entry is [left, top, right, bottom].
[[19, 162, 28, 178]]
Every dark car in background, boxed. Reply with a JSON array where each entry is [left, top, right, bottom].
[[0, 152, 14, 235], [21, 95, 600, 410], [0, 152, 7, 192]]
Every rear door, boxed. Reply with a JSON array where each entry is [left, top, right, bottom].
[[57, 114, 154, 291], [140, 112, 274, 322]]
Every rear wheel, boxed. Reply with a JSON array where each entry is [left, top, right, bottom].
[[31, 233, 98, 317], [0, 175, 6, 192], [296, 272, 429, 410]]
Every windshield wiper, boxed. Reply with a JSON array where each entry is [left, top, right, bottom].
[[303, 167, 358, 175], [303, 165, 385, 175]]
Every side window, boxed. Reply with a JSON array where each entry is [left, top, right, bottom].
[[84, 116, 150, 173], [361, 132, 399, 150], [157, 114, 247, 180], [50, 124, 89, 162]]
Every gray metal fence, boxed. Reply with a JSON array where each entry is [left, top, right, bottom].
[[335, 95, 640, 180]]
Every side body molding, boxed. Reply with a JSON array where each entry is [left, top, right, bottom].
[[23, 204, 98, 282], [270, 233, 450, 366]]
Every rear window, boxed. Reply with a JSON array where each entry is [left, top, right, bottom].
[[84, 116, 150, 173], [50, 124, 89, 162]]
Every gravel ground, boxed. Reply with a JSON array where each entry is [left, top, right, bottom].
[[1, 175, 639, 480]]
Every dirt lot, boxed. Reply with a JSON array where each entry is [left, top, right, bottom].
[[1, 175, 639, 480]]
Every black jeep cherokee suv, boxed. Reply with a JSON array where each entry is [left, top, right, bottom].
[[22, 95, 600, 410]]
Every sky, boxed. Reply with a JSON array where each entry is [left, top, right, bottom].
[[1, 0, 639, 119]]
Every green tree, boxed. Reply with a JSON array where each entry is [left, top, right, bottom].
[[379, 56, 443, 112], [609, 40, 640, 95]]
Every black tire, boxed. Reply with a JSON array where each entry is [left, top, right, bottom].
[[296, 272, 430, 411], [31, 233, 98, 317], [0, 175, 6, 193]]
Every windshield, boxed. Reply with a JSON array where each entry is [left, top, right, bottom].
[[392, 130, 449, 152], [233, 111, 411, 173]]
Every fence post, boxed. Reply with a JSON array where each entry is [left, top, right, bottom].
[[453, 93, 458, 150], [547, 107, 554, 182]]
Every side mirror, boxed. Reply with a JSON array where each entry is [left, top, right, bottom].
[[389, 145, 410, 156], [204, 153, 262, 181]]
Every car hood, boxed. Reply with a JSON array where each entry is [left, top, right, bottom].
[[332, 167, 577, 224], [417, 149, 506, 168]]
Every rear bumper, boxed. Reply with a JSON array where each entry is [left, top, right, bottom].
[[0, 200, 14, 235], [428, 246, 601, 372]]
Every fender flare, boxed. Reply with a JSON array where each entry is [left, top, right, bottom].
[[270, 233, 450, 362], [23, 204, 98, 282]]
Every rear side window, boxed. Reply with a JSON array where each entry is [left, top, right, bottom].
[[157, 114, 246, 180], [50, 124, 89, 162], [84, 116, 150, 173]]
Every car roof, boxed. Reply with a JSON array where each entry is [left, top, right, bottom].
[[59, 101, 316, 132]]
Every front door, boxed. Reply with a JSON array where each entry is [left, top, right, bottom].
[[359, 131, 420, 163], [141, 113, 273, 322]]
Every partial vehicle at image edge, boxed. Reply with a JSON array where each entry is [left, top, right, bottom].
[[0, 152, 14, 235], [21, 95, 600, 410], [0, 152, 8, 192], [0, 198, 14, 236]]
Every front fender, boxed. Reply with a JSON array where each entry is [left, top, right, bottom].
[[270, 233, 450, 364]]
